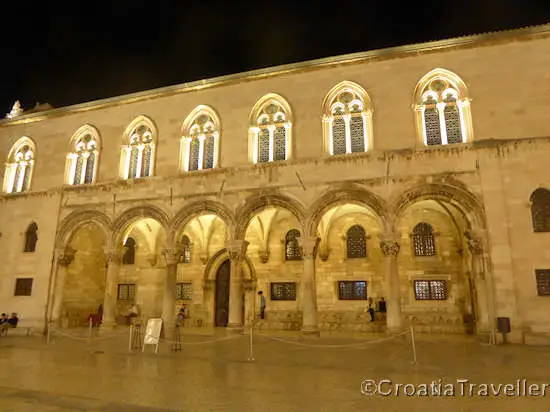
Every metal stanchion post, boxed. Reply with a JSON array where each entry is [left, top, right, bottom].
[[410, 326, 417, 364], [47, 320, 52, 345], [88, 318, 93, 345], [128, 324, 133, 352], [248, 325, 255, 361]]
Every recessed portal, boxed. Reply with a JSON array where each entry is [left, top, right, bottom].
[[215, 259, 230, 326]]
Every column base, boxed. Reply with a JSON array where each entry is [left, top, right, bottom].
[[301, 327, 320, 337], [226, 323, 244, 334]]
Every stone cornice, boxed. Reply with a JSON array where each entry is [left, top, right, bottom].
[[1, 24, 549, 127]]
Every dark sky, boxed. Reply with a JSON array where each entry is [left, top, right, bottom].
[[1, 1, 549, 114]]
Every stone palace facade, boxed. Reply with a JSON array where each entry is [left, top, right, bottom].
[[1, 24, 550, 344]]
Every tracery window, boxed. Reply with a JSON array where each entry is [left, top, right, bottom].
[[4, 137, 35, 194], [323, 82, 371, 155], [181, 107, 220, 172], [122, 237, 136, 265], [179, 235, 191, 264], [24, 222, 38, 253], [346, 225, 367, 258], [121, 117, 156, 180], [414, 280, 447, 300], [412, 222, 436, 257], [415, 69, 471, 146], [530, 188, 550, 232], [67, 128, 99, 185], [250, 95, 291, 163], [285, 229, 302, 261]]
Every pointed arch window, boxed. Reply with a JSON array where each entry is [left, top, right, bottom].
[[181, 108, 220, 172], [414, 70, 472, 146], [530, 188, 550, 232], [179, 235, 191, 263], [250, 96, 291, 163], [121, 118, 156, 180], [67, 128, 100, 185], [323, 83, 372, 156], [24, 222, 38, 253], [412, 223, 436, 257], [346, 225, 367, 258], [122, 237, 136, 265], [4, 138, 35, 194], [285, 229, 302, 261]]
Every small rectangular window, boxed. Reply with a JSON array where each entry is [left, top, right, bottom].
[[176, 282, 193, 300], [270, 282, 297, 301], [117, 284, 136, 301], [414, 280, 448, 300], [338, 281, 367, 300], [535, 269, 550, 296], [14, 278, 33, 296]]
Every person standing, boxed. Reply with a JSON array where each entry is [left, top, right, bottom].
[[258, 291, 266, 319], [378, 297, 387, 321], [366, 298, 375, 322]]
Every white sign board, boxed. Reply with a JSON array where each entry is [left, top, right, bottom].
[[143, 318, 163, 353]]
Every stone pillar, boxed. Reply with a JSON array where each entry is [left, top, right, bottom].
[[102, 249, 123, 328], [380, 236, 402, 332], [301, 237, 320, 336], [467, 235, 492, 336], [226, 239, 248, 331], [51, 247, 76, 327], [161, 248, 180, 334]]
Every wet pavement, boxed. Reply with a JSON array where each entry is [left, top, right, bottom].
[[0, 327, 549, 411]]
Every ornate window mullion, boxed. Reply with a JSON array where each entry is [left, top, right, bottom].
[[361, 112, 369, 152], [327, 117, 334, 155], [284, 123, 290, 160], [123, 147, 132, 179], [268, 125, 275, 162], [183, 137, 191, 172], [16, 163, 26, 192], [67, 154, 78, 185], [80, 152, 90, 184], [198, 135, 205, 170], [251, 127, 260, 164], [457, 101, 468, 143], [212, 131, 220, 168], [437, 102, 448, 145], [5, 163, 16, 193], [343, 114, 352, 154]]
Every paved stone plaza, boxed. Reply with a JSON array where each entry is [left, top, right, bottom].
[[0, 328, 549, 411]]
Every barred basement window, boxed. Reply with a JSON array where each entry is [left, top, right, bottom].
[[14, 278, 33, 296], [285, 229, 302, 260], [117, 284, 136, 301], [176, 282, 193, 300], [414, 280, 447, 300], [346, 225, 367, 258], [530, 188, 550, 232], [412, 222, 436, 256], [535, 269, 550, 296], [338, 280, 367, 300], [179, 235, 191, 263], [270, 282, 297, 301]]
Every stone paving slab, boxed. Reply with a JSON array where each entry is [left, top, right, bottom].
[[0, 331, 549, 411]]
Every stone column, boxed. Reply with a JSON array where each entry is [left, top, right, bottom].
[[51, 247, 76, 327], [161, 248, 180, 334], [301, 237, 320, 336], [380, 236, 402, 332], [102, 249, 123, 328], [226, 239, 249, 331], [467, 235, 491, 334]]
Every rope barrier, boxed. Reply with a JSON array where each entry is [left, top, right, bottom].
[[49, 325, 129, 341], [143, 332, 241, 346]]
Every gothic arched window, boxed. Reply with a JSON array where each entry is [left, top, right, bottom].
[[249, 94, 292, 163], [122, 237, 136, 265], [322, 82, 372, 156], [530, 188, 550, 232], [181, 106, 220, 172], [412, 222, 436, 257], [121, 117, 156, 179], [180, 235, 191, 263], [4, 137, 35, 194], [67, 126, 100, 185], [346, 225, 367, 258], [414, 69, 472, 146], [24, 222, 38, 253], [285, 229, 302, 261]]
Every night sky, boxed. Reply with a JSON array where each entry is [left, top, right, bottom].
[[1, 1, 549, 115]]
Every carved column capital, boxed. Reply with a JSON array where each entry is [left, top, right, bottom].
[[104, 248, 123, 264], [162, 248, 181, 266], [301, 237, 320, 259], [57, 247, 76, 267], [226, 239, 249, 261], [380, 240, 400, 257], [258, 249, 269, 263]]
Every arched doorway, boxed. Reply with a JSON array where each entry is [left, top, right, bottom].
[[215, 259, 230, 326]]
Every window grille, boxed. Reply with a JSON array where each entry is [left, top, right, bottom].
[[535, 269, 550, 296], [203, 135, 215, 169], [176, 282, 193, 300], [338, 280, 367, 300], [117, 283, 136, 301], [414, 280, 447, 300], [84, 152, 95, 183], [412, 223, 436, 256], [141, 145, 152, 177], [74, 156, 84, 185], [128, 146, 139, 178], [253, 99, 289, 163], [180, 236, 191, 263], [258, 129, 270, 163], [274, 126, 286, 161], [424, 107, 441, 145], [332, 117, 346, 154], [270, 282, 297, 300], [530, 189, 550, 232], [444, 104, 462, 144], [189, 139, 200, 171], [349, 116, 365, 153], [285, 229, 302, 260], [14, 278, 33, 296], [346, 225, 367, 258]]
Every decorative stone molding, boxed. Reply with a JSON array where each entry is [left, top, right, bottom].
[[57, 247, 76, 267], [104, 249, 123, 264], [199, 252, 209, 264], [318, 247, 329, 262], [380, 240, 400, 257], [258, 249, 269, 263], [226, 239, 249, 261], [162, 248, 180, 266], [301, 237, 320, 259], [243, 279, 257, 291]]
